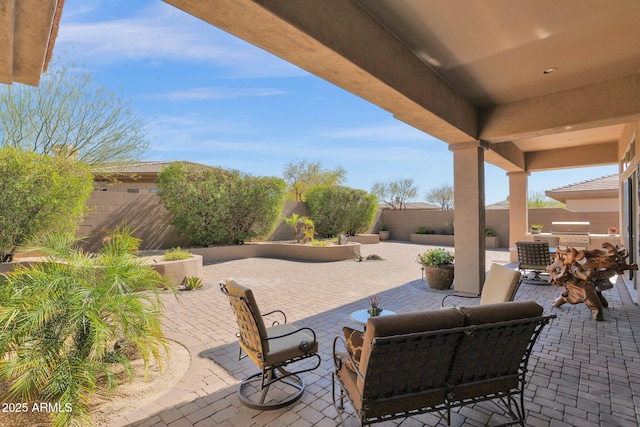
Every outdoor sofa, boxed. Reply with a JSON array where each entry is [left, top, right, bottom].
[[332, 301, 555, 426]]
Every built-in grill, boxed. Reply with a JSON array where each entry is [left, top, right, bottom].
[[551, 221, 590, 248]]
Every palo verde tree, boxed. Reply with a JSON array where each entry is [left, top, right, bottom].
[[371, 178, 418, 210], [0, 147, 93, 261], [0, 64, 148, 167], [283, 160, 346, 201], [425, 183, 454, 210], [157, 162, 286, 246]]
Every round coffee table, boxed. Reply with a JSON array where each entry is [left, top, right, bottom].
[[350, 309, 396, 327]]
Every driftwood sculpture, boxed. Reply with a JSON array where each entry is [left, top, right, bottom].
[[547, 243, 637, 320]]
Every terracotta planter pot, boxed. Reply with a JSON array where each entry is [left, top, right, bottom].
[[423, 264, 454, 290], [379, 230, 390, 241]]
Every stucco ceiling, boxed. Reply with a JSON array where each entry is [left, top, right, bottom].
[[0, 0, 64, 86], [163, 0, 640, 173]]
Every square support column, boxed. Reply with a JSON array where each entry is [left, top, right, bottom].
[[508, 171, 530, 262], [449, 141, 487, 295]]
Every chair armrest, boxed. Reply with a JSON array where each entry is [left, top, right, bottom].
[[262, 309, 287, 326], [332, 335, 364, 382], [441, 293, 480, 308]]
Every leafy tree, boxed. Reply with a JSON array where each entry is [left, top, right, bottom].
[[0, 147, 94, 261], [425, 184, 454, 210], [306, 186, 378, 237], [0, 65, 148, 167], [0, 227, 172, 427], [371, 178, 418, 210], [283, 160, 346, 201], [528, 191, 564, 208], [157, 162, 286, 246]]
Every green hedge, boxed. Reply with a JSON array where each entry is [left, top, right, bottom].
[[306, 185, 377, 237], [157, 163, 285, 246]]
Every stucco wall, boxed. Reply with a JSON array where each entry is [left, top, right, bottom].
[[78, 192, 308, 251], [77, 190, 620, 251], [567, 198, 618, 212], [379, 208, 619, 247]]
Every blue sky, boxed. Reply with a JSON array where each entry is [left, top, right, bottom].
[[56, 0, 617, 205]]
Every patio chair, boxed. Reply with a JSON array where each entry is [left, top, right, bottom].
[[220, 279, 321, 410], [441, 263, 522, 307], [516, 241, 553, 284]]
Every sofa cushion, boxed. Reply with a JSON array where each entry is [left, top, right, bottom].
[[459, 300, 543, 325], [358, 308, 466, 380], [342, 326, 364, 372]]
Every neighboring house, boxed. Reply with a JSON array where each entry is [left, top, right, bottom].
[[545, 174, 619, 212], [378, 201, 441, 210], [93, 160, 208, 193]]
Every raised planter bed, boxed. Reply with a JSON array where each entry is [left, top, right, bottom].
[[347, 234, 380, 244], [144, 254, 203, 286], [410, 234, 501, 248], [189, 241, 361, 264]]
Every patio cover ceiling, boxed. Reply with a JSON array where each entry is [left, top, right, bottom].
[[163, 0, 640, 174], [0, 0, 64, 86]]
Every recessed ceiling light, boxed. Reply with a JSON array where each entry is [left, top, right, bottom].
[[543, 67, 558, 74]]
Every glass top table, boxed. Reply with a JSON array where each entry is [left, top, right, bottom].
[[350, 308, 396, 327]]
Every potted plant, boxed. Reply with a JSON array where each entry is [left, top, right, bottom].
[[417, 248, 455, 290], [530, 224, 543, 234], [378, 224, 390, 241], [367, 294, 383, 317]]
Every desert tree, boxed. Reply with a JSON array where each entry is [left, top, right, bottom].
[[0, 147, 93, 261], [283, 160, 346, 201], [371, 178, 418, 210], [425, 183, 454, 210], [0, 64, 148, 167], [528, 191, 564, 208]]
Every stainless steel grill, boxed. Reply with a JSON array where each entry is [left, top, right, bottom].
[[551, 221, 590, 248]]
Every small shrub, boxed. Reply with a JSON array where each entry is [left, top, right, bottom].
[[310, 240, 329, 246], [163, 247, 192, 261], [415, 226, 432, 234], [182, 276, 203, 290], [441, 221, 454, 235], [417, 248, 454, 267], [379, 223, 389, 231], [484, 227, 496, 237]]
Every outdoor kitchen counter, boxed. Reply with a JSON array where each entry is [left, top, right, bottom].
[[525, 233, 620, 250]]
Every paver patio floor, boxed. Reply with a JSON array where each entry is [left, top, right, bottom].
[[111, 241, 640, 427]]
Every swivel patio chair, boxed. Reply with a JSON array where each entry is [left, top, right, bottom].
[[441, 263, 522, 307], [220, 279, 321, 410], [516, 241, 553, 284]]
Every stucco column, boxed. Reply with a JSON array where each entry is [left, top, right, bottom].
[[508, 171, 530, 262], [449, 141, 487, 295]]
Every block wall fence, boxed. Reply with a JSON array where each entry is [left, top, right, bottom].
[[77, 191, 619, 251]]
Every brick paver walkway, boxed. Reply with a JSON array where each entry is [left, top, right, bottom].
[[111, 242, 640, 427]]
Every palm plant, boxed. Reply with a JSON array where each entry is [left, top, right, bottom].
[[0, 227, 174, 426]]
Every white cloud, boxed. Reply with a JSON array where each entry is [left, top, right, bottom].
[[58, 1, 305, 78], [148, 87, 286, 101]]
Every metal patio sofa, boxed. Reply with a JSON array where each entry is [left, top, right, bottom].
[[332, 301, 555, 426]]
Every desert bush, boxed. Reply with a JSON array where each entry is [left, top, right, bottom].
[[0, 146, 93, 261], [163, 247, 192, 261], [305, 186, 377, 237], [0, 227, 172, 426], [182, 276, 203, 290], [156, 162, 286, 246]]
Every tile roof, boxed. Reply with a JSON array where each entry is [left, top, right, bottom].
[[545, 174, 618, 193]]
